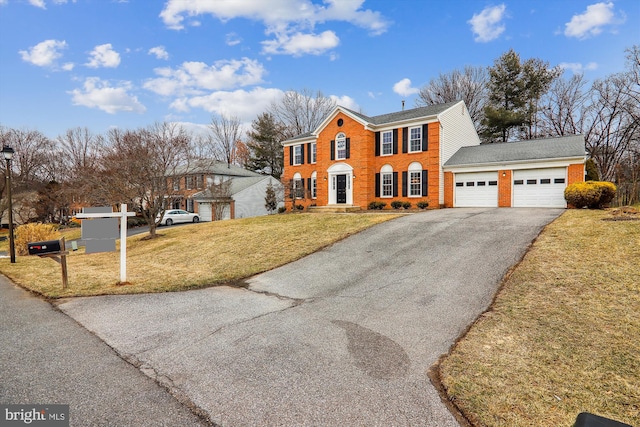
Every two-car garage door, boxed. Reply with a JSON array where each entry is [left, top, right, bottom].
[[454, 168, 568, 208], [512, 168, 567, 207]]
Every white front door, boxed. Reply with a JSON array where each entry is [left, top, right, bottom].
[[513, 168, 567, 208], [454, 171, 499, 207]]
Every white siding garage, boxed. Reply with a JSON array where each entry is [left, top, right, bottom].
[[513, 168, 567, 208], [454, 171, 498, 207]]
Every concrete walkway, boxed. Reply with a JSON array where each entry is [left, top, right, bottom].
[[56, 208, 563, 426], [0, 276, 209, 426]]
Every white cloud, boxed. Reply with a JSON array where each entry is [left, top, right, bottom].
[[144, 58, 266, 96], [393, 78, 419, 97], [559, 62, 598, 74], [226, 32, 242, 46], [170, 87, 284, 122], [468, 4, 507, 43], [159, 0, 389, 57], [19, 39, 68, 67], [69, 77, 146, 114], [62, 62, 75, 71], [564, 2, 621, 39], [85, 43, 121, 68], [262, 30, 339, 56], [28, 0, 45, 8], [329, 94, 358, 111], [148, 46, 169, 60]]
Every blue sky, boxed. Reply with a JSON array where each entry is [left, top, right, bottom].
[[1, 0, 638, 139]]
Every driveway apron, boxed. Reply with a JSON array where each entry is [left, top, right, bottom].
[[58, 208, 563, 426]]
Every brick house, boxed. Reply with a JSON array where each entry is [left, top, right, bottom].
[[281, 101, 585, 210], [168, 160, 283, 220]]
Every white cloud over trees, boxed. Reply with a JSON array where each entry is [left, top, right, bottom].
[[69, 77, 145, 114], [468, 4, 507, 43]]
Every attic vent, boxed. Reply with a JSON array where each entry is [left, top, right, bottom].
[[337, 118, 344, 127]]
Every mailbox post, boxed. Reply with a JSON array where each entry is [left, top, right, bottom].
[[27, 237, 69, 289]]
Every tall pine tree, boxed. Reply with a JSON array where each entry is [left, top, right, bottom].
[[246, 112, 285, 179]]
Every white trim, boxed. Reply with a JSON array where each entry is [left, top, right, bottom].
[[381, 130, 393, 156], [327, 163, 353, 205], [408, 126, 422, 153], [444, 157, 585, 173]]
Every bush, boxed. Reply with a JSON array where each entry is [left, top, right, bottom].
[[417, 201, 429, 209], [127, 216, 148, 227], [295, 204, 305, 211], [391, 201, 403, 209], [564, 181, 617, 209], [14, 223, 61, 256], [277, 207, 287, 214], [402, 202, 412, 209], [368, 201, 386, 210]]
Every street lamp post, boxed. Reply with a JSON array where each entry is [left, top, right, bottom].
[[2, 146, 15, 263]]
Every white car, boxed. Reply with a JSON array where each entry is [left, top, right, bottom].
[[157, 209, 199, 226]]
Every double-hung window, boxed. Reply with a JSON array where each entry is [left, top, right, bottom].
[[311, 172, 317, 199], [382, 173, 393, 197], [293, 145, 303, 165], [336, 133, 346, 160], [311, 143, 317, 163], [409, 127, 422, 152], [381, 131, 393, 155], [409, 172, 422, 196]]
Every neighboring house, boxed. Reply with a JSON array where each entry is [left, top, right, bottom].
[[443, 135, 586, 208], [281, 100, 585, 210], [168, 160, 283, 221]]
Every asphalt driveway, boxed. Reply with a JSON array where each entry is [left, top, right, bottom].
[[58, 208, 563, 426]]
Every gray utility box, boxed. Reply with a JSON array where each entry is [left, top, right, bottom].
[[27, 240, 62, 255]]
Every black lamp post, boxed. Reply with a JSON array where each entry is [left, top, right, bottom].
[[2, 145, 15, 263]]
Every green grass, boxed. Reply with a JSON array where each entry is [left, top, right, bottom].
[[0, 213, 400, 298], [438, 209, 640, 427]]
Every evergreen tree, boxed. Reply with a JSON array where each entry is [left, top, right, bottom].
[[264, 182, 278, 213], [246, 113, 285, 179]]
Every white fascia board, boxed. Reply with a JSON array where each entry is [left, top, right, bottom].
[[281, 136, 317, 147], [370, 117, 439, 132], [444, 156, 586, 173], [315, 106, 371, 134]]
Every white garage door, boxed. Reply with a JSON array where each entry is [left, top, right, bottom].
[[197, 202, 212, 221], [454, 172, 498, 207], [513, 168, 567, 208]]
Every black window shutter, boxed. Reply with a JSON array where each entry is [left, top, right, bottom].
[[375, 132, 380, 156], [422, 124, 429, 151], [402, 171, 408, 197], [346, 138, 350, 159], [307, 143, 312, 163], [307, 178, 311, 192], [375, 173, 380, 197], [402, 128, 408, 153], [289, 146, 293, 165], [300, 144, 305, 165], [422, 170, 428, 196], [393, 129, 399, 154], [330, 140, 335, 160], [393, 172, 398, 197]]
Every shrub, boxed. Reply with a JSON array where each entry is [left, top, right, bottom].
[[14, 223, 61, 256], [295, 204, 305, 211], [368, 201, 386, 210], [277, 207, 287, 214], [417, 201, 429, 209], [402, 202, 412, 209], [127, 216, 148, 227], [391, 200, 403, 209], [585, 158, 600, 181], [564, 181, 617, 209]]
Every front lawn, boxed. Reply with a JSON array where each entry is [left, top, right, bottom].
[[0, 213, 400, 298], [438, 209, 639, 426]]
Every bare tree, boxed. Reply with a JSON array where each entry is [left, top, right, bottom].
[[207, 179, 233, 221], [205, 115, 243, 167], [416, 65, 488, 130], [98, 122, 192, 238], [539, 73, 589, 137], [269, 89, 336, 139]]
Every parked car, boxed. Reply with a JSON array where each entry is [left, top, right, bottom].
[[157, 209, 199, 226]]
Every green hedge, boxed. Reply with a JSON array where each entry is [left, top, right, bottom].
[[564, 181, 617, 208]]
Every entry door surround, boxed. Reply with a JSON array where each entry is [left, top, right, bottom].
[[327, 163, 353, 205]]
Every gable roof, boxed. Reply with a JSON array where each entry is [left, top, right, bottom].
[[283, 100, 463, 144], [444, 135, 586, 168], [192, 176, 269, 200], [172, 160, 263, 178]]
